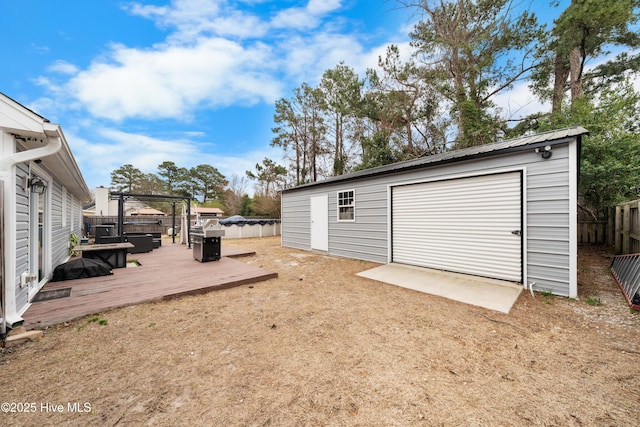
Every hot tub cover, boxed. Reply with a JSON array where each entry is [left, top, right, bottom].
[[51, 258, 113, 282], [219, 215, 281, 227]]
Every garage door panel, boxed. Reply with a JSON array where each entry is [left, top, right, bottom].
[[392, 172, 522, 282]]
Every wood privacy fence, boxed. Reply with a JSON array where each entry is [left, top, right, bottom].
[[577, 205, 613, 246], [577, 220, 610, 245], [614, 200, 640, 255]]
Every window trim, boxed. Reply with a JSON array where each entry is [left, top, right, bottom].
[[336, 189, 355, 222]]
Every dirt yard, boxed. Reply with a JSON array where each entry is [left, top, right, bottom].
[[1, 237, 639, 426]]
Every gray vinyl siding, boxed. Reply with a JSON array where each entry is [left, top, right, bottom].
[[282, 140, 576, 296], [330, 183, 388, 262], [15, 164, 30, 315], [13, 165, 86, 316], [51, 181, 70, 268], [50, 181, 83, 274], [281, 194, 310, 249]]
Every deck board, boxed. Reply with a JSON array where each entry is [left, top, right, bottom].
[[23, 243, 276, 329]]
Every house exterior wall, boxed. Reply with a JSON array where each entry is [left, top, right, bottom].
[[282, 139, 578, 297], [14, 163, 30, 315], [12, 162, 86, 318], [50, 180, 84, 273], [2, 93, 91, 326]]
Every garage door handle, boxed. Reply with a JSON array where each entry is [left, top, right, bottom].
[[511, 230, 521, 236]]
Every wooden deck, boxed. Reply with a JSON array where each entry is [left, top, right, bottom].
[[23, 243, 277, 329]]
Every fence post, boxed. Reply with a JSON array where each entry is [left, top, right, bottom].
[[634, 201, 640, 253], [612, 200, 640, 255], [615, 205, 622, 254], [608, 206, 615, 247], [623, 204, 631, 254]]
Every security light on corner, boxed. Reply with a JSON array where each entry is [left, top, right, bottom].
[[535, 145, 553, 159]]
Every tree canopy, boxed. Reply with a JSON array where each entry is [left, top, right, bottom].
[[266, 0, 640, 217], [111, 0, 640, 219]]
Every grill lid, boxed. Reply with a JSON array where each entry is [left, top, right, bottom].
[[192, 219, 225, 238]]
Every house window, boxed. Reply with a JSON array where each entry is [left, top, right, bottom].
[[337, 190, 355, 221]]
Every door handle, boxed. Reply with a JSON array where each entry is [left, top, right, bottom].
[[511, 230, 521, 236]]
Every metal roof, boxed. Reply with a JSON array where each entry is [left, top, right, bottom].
[[282, 126, 588, 192]]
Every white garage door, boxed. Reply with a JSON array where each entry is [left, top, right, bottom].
[[392, 172, 522, 282]]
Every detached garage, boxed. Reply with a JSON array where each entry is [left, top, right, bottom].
[[281, 127, 588, 298]]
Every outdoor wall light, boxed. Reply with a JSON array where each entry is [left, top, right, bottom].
[[535, 145, 553, 159], [28, 177, 47, 194]]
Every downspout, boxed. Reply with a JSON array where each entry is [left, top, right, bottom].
[[0, 133, 62, 170], [0, 130, 62, 328], [1, 180, 6, 346]]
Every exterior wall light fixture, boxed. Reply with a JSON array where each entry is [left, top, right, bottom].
[[28, 177, 47, 194], [535, 145, 553, 159]]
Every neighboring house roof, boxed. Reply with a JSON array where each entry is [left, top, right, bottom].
[[193, 207, 224, 215], [283, 126, 589, 193], [131, 207, 167, 216], [0, 92, 92, 202]]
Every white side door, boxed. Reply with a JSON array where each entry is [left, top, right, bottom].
[[310, 195, 328, 251]]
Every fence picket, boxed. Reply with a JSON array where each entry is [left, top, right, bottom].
[[614, 199, 640, 255]]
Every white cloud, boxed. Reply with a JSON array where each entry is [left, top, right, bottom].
[[279, 33, 368, 84], [307, 0, 342, 15], [59, 0, 404, 122], [126, 0, 268, 39], [271, 0, 343, 30], [271, 8, 318, 30], [47, 60, 79, 75], [59, 0, 412, 122], [68, 38, 282, 120]]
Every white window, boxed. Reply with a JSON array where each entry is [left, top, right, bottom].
[[337, 190, 355, 221]]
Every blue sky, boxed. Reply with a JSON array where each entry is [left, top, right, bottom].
[[0, 0, 578, 194]]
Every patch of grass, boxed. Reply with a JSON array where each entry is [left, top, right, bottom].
[[540, 289, 554, 298], [586, 297, 602, 306], [87, 316, 108, 326], [538, 289, 555, 304], [148, 322, 156, 328]]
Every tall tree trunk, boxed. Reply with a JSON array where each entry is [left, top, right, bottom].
[[569, 46, 583, 101], [450, 47, 467, 147], [295, 136, 301, 186], [551, 52, 570, 122], [406, 121, 413, 154], [333, 115, 343, 175]]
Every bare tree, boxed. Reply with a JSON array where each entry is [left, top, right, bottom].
[[223, 174, 249, 216]]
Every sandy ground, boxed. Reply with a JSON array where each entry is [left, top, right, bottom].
[[1, 237, 639, 426]]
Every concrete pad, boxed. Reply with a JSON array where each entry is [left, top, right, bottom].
[[357, 263, 523, 313]]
